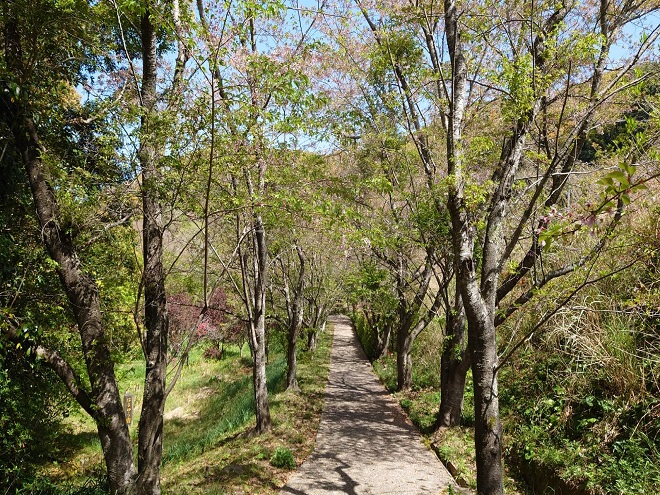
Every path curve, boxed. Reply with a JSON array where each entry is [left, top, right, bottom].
[[281, 315, 458, 495]]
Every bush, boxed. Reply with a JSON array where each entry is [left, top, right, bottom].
[[203, 346, 224, 360], [270, 446, 296, 469], [352, 311, 377, 359], [0, 350, 70, 493]]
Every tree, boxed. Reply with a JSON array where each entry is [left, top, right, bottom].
[[1, 1, 137, 491], [350, 0, 660, 492], [440, 1, 659, 492], [190, 0, 327, 432], [272, 243, 307, 390], [1, 0, 192, 491]]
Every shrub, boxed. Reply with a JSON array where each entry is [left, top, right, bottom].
[[270, 446, 296, 469], [0, 350, 70, 493], [203, 346, 224, 360]]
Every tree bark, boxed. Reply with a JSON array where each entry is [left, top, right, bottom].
[[439, 299, 470, 427], [250, 213, 271, 433], [286, 246, 306, 391], [136, 8, 168, 495], [465, 296, 503, 495], [396, 329, 414, 391], [306, 328, 318, 351], [375, 322, 392, 360]]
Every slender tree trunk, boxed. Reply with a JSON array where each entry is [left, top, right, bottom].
[[286, 246, 306, 390], [306, 328, 318, 351], [18, 113, 137, 495], [135, 9, 168, 495], [286, 331, 299, 389], [251, 214, 271, 433], [252, 317, 270, 432], [396, 328, 413, 391], [375, 322, 392, 360], [439, 301, 470, 427]]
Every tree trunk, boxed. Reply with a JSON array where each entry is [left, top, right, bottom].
[[467, 310, 504, 495], [439, 299, 470, 427], [251, 317, 271, 432], [306, 328, 317, 351], [453, 234, 505, 494], [396, 329, 413, 391], [5, 87, 138, 495], [286, 331, 299, 390], [136, 9, 168, 495], [286, 245, 306, 391], [375, 323, 392, 360], [21, 115, 137, 495], [251, 214, 271, 433]]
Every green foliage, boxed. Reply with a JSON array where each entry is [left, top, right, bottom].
[[367, 28, 423, 86], [269, 446, 296, 469], [399, 390, 440, 433], [432, 427, 477, 490], [499, 53, 535, 123], [372, 353, 397, 391], [353, 312, 378, 361], [0, 351, 71, 493], [501, 345, 660, 494], [348, 262, 397, 361], [410, 319, 443, 390]]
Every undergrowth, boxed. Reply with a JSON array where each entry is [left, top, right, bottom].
[[500, 346, 660, 495], [29, 324, 333, 495]]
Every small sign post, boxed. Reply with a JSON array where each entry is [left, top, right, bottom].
[[124, 393, 134, 426]]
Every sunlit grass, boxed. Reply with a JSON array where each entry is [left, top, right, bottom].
[[42, 325, 333, 495]]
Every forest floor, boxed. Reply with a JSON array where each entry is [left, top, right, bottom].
[[280, 315, 460, 495], [41, 324, 333, 494]]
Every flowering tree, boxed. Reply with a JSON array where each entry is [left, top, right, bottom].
[[343, 0, 660, 492]]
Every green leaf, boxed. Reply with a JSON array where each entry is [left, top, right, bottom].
[[607, 171, 628, 184], [596, 177, 614, 186]]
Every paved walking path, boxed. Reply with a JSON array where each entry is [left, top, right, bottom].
[[280, 315, 458, 495]]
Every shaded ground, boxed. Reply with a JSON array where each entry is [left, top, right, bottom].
[[281, 315, 458, 495]]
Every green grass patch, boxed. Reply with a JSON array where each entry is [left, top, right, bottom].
[[269, 447, 295, 470], [398, 389, 441, 433], [37, 326, 333, 495], [372, 353, 397, 391], [431, 427, 476, 490]]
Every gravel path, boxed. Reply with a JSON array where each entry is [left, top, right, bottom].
[[280, 315, 458, 495]]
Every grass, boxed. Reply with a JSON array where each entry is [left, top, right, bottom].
[[39, 325, 333, 494], [431, 427, 476, 490]]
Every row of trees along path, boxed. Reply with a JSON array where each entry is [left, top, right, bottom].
[[281, 315, 459, 495]]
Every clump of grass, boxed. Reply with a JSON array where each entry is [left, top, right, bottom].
[[269, 447, 295, 469], [372, 353, 397, 391], [398, 389, 441, 434]]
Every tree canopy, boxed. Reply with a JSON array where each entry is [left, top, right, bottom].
[[2, 1, 660, 494]]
